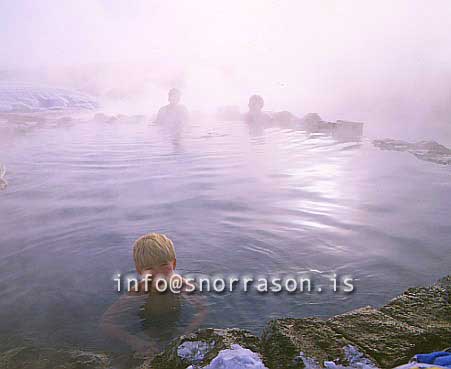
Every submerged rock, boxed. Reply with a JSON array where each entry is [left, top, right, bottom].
[[373, 139, 451, 165], [0, 346, 111, 369], [92, 113, 147, 124]]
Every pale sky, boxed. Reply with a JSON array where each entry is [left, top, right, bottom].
[[1, 0, 451, 126], [2, 1, 450, 69]]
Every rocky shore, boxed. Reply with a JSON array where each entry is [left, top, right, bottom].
[[1, 276, 449, 369], [373, 139, 451, 165]]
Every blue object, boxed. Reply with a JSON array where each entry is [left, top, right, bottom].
[[415, 352, 451, 368], [435, 355, 451, 368]]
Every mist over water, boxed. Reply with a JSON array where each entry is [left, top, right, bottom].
[[0, 1, 451, 365], [1, 1, 451, 141]]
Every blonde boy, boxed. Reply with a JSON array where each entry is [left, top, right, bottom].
[[101, 233, 206, 357]]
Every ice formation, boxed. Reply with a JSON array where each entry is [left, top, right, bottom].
[[0, 82, 98, 112]]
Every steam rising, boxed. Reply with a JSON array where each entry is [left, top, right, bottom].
[[1, 1, 450, 139]]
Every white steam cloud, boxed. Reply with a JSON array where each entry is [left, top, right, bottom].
[[1, 0, 450, 139]]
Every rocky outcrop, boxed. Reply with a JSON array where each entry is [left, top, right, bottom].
[[1, 277, 448, 369], [297, 114, 364, 141], [327, 306, 423, 368], [373, 139, 451, 165], [262, 275, 450, 369], [150, 276, 450, 369], [261, 317, 355, 369]]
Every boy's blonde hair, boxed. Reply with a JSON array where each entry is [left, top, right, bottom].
[[133, 233, 176, 271]]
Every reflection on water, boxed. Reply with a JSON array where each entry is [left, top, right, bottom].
[[0, 117, 450, 353]]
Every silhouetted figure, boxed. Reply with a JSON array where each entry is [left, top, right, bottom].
[[155, 88, 188, 125], [244, 95, 271, 125]]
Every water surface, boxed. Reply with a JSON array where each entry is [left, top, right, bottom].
[[0, 117, 449, 352]]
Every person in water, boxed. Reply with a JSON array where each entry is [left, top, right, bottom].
[[155, 88, 189, 125], [244, 94, 272, 125], [101, 233, 206, 357]]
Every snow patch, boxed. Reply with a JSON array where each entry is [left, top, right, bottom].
[[177, 340, 215, 364], [343, 344, 379, 369], [295, 345, 379, 369], [0, 82, 98, 112], [295, 352, 321, 369], [187, 344, 268, 369]]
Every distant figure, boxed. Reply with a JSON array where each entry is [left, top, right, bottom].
[[244, 95, 271, 125], [155, 88, 188, 125]]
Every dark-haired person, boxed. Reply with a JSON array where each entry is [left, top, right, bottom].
[[244, 94, 271, 125], [155, 88, 189, 125]]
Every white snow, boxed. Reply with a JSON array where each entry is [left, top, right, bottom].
[[343, 345, 379, 369], [182, 343, 376, 369], [296, 352, 321, 369], [177, 340, 216, 364], [0, 82, 98, 112], [295, 345, 379, 369], [186, 344, 268, 369]]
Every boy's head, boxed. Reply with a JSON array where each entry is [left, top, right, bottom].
[[133, 233, 176, 276], [248, 95, 264, 113], [168, 88, 181, 105]]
